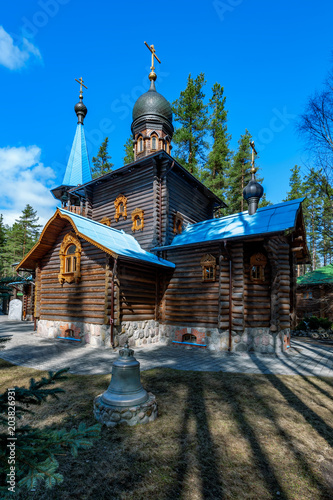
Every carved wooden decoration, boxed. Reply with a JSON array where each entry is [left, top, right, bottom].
[[200, 254, 216, 282], [100, 216, 111, 226], [131, 208, 144, 232], [250, 252, 267, 282], [173, 212, 184, 234], [114, 194, 127, 222], [58, 232, 82, 284]]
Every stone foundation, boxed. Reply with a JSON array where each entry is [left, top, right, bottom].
[[93, 392, 157, 427], [37, 320, 110, 347], [113, 320, 161, 348], [37, 319, 289, 353], [161, 324, 287, 353]]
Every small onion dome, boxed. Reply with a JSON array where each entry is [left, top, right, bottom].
[[243, 168, 264, 215], [74, 98, 87, 124], [132, 78, 173, 126]]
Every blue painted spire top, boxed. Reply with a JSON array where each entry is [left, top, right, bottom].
[[62, 122, 92, 186], [62, 79, 92, 186]]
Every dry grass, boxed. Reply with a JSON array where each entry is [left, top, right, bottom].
[[1, 359, 333, 499]]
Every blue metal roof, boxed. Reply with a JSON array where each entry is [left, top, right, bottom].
[[154, 198, 305, 250], [62, 123, 92, 186], [59, 208, 175, 268]]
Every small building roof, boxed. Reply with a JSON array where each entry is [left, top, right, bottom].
[[297, 264, 333, 285], [154, 198, 306, 250], [17, 208, 175, 271]]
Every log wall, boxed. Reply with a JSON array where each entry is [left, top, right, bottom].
[[244, 241, 271, 328], [265, 236, 291, 330], [118, 260, 159, 323], [91, 164, 155, 251], [163, 245, 220, 327], [38, 223, 108, 324], [166, 169, 215, 245]]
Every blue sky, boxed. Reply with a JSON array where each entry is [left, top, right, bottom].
[[1, 0, 333, 225]]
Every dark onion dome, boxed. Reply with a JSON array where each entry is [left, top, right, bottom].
[[74, 98, 87, 124], [243, 176, 264, 200], [132, 79, 173, 125], [243, 168, 264, 215]]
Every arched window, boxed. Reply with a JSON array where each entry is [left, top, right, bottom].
[[139, 138, 143, 152], [65, 244, 77, 273], [58, 233, 81, 284], [250, 253, 267, 282], [200, 254, 216, 282], [173, 212, 184, 234], [151, 136, 157, 150], [114, 194, 127, 222], [131, 208, 144, 232]]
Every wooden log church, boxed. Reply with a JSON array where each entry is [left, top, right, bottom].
[[17, 46, 309, 353]]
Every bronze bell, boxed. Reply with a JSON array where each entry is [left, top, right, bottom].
[[101, 342, 148, 407]]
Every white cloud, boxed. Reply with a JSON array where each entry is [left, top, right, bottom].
[[0, 26, 42, 70], [0, 145, 57, 227]]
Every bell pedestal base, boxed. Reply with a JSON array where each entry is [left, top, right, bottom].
[[94, 392, 157, 427]]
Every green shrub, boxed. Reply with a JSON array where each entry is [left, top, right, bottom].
[[318, 317, 332, 330], [308, 316, 320, 330], [295, 320, 307, 331]]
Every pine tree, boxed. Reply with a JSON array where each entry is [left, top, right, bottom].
[[92, 137, 114, 179], [172, 73, 208, 176], [123, 137, 134, 164], [202, 83, 231, 199], [224, 130, 252, 214], [283, 165, 305, 201], [0, 369, 100, 496], [15, 204, 42, 258]]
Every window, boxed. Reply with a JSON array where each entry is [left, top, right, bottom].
[[114, 194, 127, 222], [173, 212, 184, 234], [58, 233, 81, 284], [100, 216, 111, 226], [250, 253, 267, 283], [65, 244, 77, 273], [151, 136, 157, 150], [131, 208, 144, 232], [200, 254, 216, 282], [183, 334, 197, 343], [139, 138, 143, 152]]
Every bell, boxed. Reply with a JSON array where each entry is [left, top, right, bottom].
[[101, 342, 148, 407]]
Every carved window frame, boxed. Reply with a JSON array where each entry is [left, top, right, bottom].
[[58, 233, 81, 284], [250, 253, 267, 283], [100, 216, 111, 226], [200, 254, 216, 282], [114, 194, 127, 222], [173, 212, 184, 234], [131, 208, 144, 232]]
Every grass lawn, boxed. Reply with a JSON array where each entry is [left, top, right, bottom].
[[1, 359, 333, 499]]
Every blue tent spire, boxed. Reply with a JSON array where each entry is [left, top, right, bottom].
[[62, 122, 91, 186], [62, 78, 91, 186], [51, 79, 92, 201]]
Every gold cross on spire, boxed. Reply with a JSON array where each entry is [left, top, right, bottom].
[[144, 41, 161, 73], [249, 140, 258, 173], [75, 77, 88, 97]]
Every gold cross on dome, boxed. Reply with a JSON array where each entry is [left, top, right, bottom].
[[75, 77, 88, 95], [144, 41, 161, 72], [250, 140, 257, 173]]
